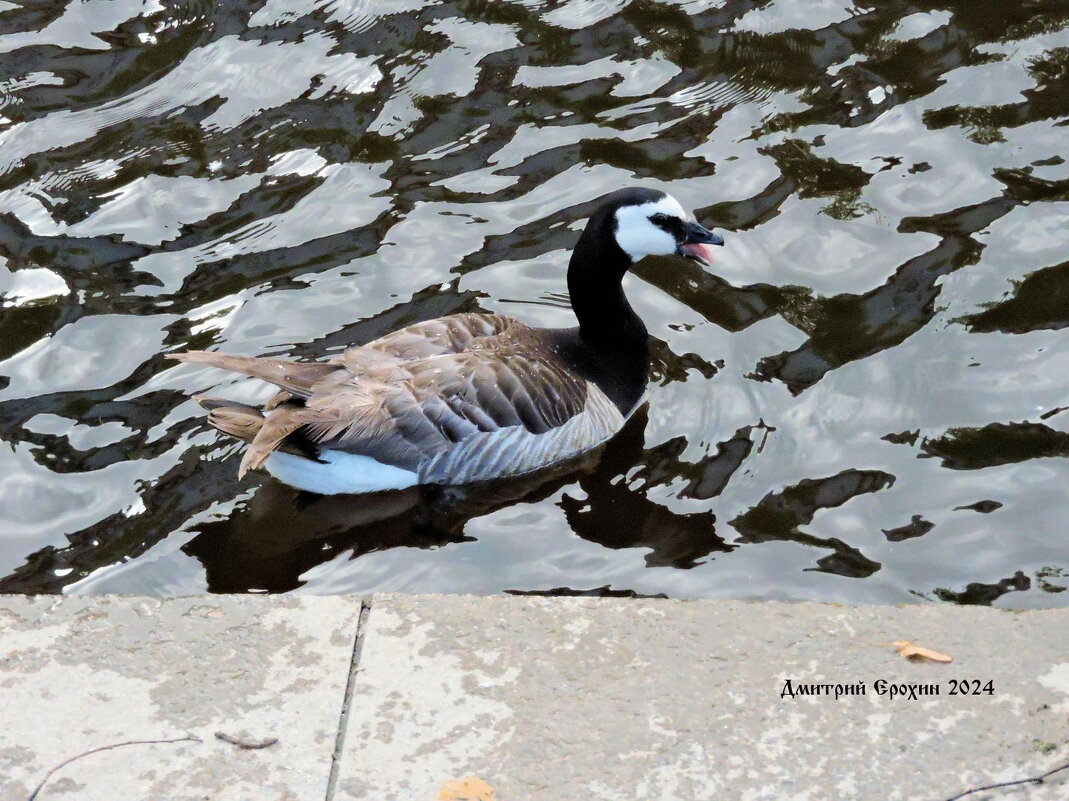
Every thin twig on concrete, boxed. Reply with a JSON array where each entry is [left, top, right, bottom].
[[26, 736, 200, 801], [214, 732, 279, 750], [326, 599, 372, 801], [943, 759, 1069, 801]]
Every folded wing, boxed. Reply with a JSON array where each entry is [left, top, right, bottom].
[[291, 348, 623, 483], [174, 313, 625, 485]]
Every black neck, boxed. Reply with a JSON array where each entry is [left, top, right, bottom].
[[567, 212, 648, 350]]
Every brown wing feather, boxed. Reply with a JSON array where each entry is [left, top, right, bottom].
[[169, 351, 340, 398], [354, 313, 517, 363], [294, 347, 591, 470], [176, 313, 613, 481]]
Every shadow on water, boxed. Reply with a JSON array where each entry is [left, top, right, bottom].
[[180, 408, 737, 593], [1, 0, 1068, 605]]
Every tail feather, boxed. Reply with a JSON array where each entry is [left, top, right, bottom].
[[173, 350, 351, 479], [170, 351, 339, 398], [194, 396, 265, 444], [239, 405, 312, 478], [264, 388, 295, 410]]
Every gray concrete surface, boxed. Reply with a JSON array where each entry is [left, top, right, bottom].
[[0, 595, 361, 801], [2, 594, 1068, 801]]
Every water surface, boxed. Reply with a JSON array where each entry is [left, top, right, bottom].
[[1, 0, 1067, 605]]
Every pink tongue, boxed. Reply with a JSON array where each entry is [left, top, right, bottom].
[[681, 242, 717, 264]]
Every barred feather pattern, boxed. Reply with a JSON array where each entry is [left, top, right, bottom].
[[420, 388, 624, 484], [174, 313, 631, 487]]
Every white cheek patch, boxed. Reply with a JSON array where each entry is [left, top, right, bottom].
[[613, 195, 689, 262]]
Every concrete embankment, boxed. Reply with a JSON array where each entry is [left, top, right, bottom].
[[1, 594, 1067, 800]]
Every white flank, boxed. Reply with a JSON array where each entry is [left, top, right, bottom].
[[613, 195, 688, 262], [265, 450, 419, 495]]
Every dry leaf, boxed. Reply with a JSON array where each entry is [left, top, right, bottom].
[[893, 640, 953, 663], [438, 776, 496, 801]]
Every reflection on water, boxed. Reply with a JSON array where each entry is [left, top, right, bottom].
[[0, 0, 1067, 606]]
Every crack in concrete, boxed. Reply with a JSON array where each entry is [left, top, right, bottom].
[[325, 598, 371, 801]]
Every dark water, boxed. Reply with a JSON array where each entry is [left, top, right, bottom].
[[1, 0, 1067, 605]]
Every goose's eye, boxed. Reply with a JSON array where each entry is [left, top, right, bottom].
[[650, 213, 669, 225]]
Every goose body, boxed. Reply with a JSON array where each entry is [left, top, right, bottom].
[[172, 188, 723, 495]]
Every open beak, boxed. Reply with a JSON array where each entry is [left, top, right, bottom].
[[677, 221, 724, 266]]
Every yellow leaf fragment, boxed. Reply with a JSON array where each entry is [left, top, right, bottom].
[[893, 640, 953, 663], [438, 776, 496, 801]]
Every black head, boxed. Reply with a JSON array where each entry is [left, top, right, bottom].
[[576, 188, 724, 271], [567, 188, 725, 350]]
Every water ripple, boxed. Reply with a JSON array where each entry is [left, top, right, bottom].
[[0, 0, 1066, 605]]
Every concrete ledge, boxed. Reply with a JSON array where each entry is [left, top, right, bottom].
[[339, 596, 1069, 801], [0, 596, 362, 801], [2, 595, 1068, 801]]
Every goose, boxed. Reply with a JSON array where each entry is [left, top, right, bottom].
[[171, 187, 724, 495]]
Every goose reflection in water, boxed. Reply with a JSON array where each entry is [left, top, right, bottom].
[[182, 409, 734, 593]]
